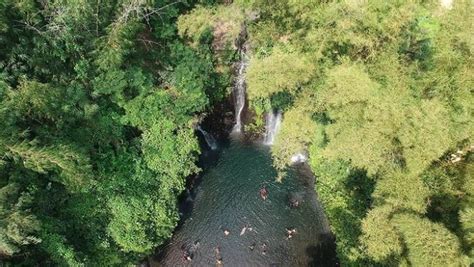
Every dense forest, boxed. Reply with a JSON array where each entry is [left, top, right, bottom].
[[0, 0, 228, 265], [0, 0, 472, 266]]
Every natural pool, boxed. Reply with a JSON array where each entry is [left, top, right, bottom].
[[153, 139, 337, 266]]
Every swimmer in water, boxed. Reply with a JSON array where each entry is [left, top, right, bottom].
[[192, 240, 200, 250], [241, 223, 252, 236], [286, 227, 297, 239], [259, 187, 268, 200], [290, 199, 299, 208], [261, 242, 268, 255], [183, 250, 192, 261], [249, 242, 256, 251], [215, 246, 223, 264], [240, 226, 247, 236]]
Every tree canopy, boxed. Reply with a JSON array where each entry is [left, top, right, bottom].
[[0, 0, 229, 265], [238, 0, 473, 265], [1, 0, 472, 266]]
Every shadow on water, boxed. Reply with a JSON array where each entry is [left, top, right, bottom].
[[173, 129, 227, 230], [306, 233, 338, 267]]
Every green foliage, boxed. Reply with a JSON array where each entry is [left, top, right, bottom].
[[246, 0, 473, 265], [459, 158, 474, 260], [39, 229, 83, 266], [461, 207, 474, 247], [320, 62, 379, 108], [6, 141, 92, 192], [392, 213, 465, 266], [107, 194, 176, 253], [309, 149, 375, 265], [319, 62, 396, 176], [0, 183, 40, 257], [373, 171, 430, 214], [0, 0, 472, 265], [170, 43, 214, 110], [0, 0, 219, 265], [246, 47, 314, 101], [141, 123, 200, 179], [361, 205, 402, 262], [94, 0, 150, 70], [178, 4, 245, 48], [398, 100, 452, 175], [272, 106, 316, 173], [178, 6, 214, 45]]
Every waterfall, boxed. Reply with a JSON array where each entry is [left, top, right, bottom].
[[197, 126, 218, 150], [232, 50, 247, 133], [263, 110, 282, 145]]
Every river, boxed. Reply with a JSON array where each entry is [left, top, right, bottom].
[[152, 137, 337, 266]]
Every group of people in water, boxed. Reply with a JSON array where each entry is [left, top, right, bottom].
[[260, 186, 300, 209], [181, 187, 300, 263], [182, 226, 298, 263]]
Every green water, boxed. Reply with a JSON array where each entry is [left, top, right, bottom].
[[155, 140, 336, 266]]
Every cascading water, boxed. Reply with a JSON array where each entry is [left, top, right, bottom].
[[232, 50, 247, 133], [197, 126, 218, 150], [263, 110, 282, 145], [262, 110, 306, 162]]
